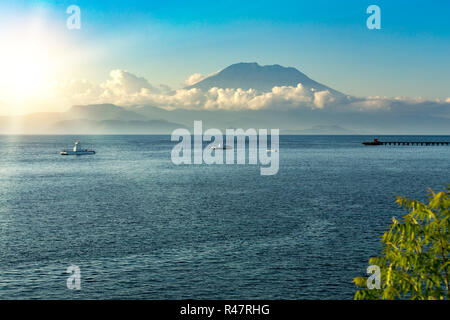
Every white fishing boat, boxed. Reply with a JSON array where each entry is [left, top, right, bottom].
[[61, 140, 96, 155]]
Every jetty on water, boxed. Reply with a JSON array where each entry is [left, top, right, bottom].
[[362, 138, 450, 146]]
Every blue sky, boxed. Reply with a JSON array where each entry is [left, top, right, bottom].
[[0, 0, 449, 105]]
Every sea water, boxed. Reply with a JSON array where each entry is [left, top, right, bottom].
[[0, 135, 449, 299]]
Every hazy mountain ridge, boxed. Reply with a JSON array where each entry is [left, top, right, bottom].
[[1, 102, 449, 134], [66, 104, 144, 121], [0, 104, 185, 134], [50, 119, 185, 134], [289, 125, 354, 135]]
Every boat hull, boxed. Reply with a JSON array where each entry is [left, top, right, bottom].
[[362, 142, 383, 146], [60, 151, 96, 155]]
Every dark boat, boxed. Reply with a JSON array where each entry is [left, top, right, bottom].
[[362, 138, 383, 146]]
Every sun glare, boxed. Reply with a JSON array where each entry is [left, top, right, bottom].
[[0, 19, 59, 114]]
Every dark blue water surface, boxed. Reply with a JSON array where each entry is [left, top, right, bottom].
[[0, 135, 449, 299]]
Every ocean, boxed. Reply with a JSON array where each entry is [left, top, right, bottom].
[[0, 135, 449, 299]]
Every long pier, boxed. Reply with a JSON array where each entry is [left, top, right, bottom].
[[380, 141, 449, 146], [363, 139, 450, 146]]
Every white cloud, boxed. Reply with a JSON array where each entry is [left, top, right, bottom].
[[101, 69, 159, 95], [53, 69, 450, 116], [347, 97, 392, 111], [185, 73, 206, 86], [313, 90, 335, 109], [184, 69, 222, 87]]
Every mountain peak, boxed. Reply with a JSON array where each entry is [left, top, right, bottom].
[[186, 62, 342, 94]]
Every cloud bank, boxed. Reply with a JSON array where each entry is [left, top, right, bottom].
[[54, 69, 450, 117]]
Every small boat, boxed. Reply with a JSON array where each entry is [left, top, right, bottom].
[[61, 140, 96, 155], [266, 149, 277, 153], [362, 138, 383, 146], [210, 144, 232, 150]]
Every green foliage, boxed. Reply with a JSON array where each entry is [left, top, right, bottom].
[[354, 186, 450, 300]]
